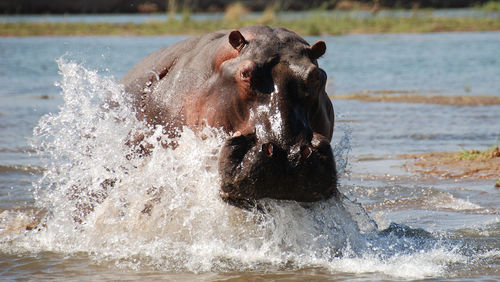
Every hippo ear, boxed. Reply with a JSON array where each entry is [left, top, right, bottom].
[[310, 41, 326, 60], [229, 30, 247, 51]]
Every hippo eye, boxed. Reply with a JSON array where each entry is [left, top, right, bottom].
[[241, 69, 251, 79]]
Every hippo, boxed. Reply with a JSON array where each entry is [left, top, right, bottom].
[[121, 26, 338, 206]]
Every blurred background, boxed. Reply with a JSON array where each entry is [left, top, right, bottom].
[[1, 0, 498, 14]]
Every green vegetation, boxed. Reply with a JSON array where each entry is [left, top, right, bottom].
[[458, 146, 500, 161], [224, 2, 249, 22], [258, 5, 278, 25], [2, 12, 500, 36], [480, 1, 500, 11], [167, 0, 177, 21]]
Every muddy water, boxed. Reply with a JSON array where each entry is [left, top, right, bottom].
[[0, 33, 499, 280]]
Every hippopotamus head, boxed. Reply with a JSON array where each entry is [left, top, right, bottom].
[[203, 27, 337, 205], [123, 26, 337, 206]]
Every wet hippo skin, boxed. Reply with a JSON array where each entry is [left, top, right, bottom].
[[122, 25, 337, 206]]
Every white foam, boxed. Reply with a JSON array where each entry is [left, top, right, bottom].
[[327, 247, 466, 279], [430, 193, 482, 211]]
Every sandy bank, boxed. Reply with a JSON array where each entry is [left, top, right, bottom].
[[335, 91, 500, 106], [400, 147, 500, 186]]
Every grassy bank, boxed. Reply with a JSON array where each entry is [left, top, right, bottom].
[[401, 146, 500, 181], [458, 146, 500, 161], [2, 14, 500, 36]]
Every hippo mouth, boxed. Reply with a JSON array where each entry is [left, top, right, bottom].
[[218, 133, 338, 206]]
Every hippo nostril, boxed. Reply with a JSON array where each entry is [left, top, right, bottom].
[[301, 145, 312, 159], [262, 143, 274, 157]]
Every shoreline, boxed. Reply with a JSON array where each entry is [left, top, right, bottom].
[[334, 92, 500, 106], [400, 147, 500, 183], [2, 16, 500, 36]]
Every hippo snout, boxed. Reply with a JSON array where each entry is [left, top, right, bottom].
[[218, 133, 338, 206]]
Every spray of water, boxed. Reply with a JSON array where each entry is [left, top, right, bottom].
[[0, 59, 470, 278]]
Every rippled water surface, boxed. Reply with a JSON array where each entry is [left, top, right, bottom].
[[0, 32, 499, 280]]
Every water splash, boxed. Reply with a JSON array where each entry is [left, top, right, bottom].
[[0, 59, 472, 278]]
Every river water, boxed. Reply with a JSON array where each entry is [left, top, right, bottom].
[[0, 32, 499, 280]]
